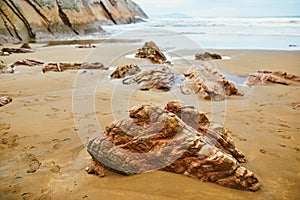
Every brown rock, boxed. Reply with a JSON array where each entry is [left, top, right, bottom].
[[0, 96, 13, 107], [1, 48, 33, 54], [87, 101, 259, 191], [59, 63, 82, 71], [76, 44, 96, 48], [12, 59, 44, 67], [122, 65, 175, 91], [81, 62, 108, 70], [42, 62, 107, 73], [247, 73, 288, 85], [20, 43, 31, 49], [195, 52, 222, 60], [42, 63, 60, 73], [135, 41, 170, 64], [182, 66, 242, 100], [181, 67, 225, 101], [110, 64, 141, 79], [247, 70, 300, 85]]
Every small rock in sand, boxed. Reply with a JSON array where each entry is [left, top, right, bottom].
[[0, 96, 13, 107], [12, 59, 44, 67], [195, 52, 222, 60], [135, 41, 170, 64]]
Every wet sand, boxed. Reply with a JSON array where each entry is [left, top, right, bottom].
[[0, 43, 299, 199]]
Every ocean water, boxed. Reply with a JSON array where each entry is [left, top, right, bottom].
[[102, 17, 300, 50]]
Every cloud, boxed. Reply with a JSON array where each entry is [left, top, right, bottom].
[[134, 0, 300, 17]]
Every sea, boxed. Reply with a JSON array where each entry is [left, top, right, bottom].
[[101, 16, 300, 50]]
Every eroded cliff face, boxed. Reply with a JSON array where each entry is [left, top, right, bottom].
[[0, 0, 148, 43]]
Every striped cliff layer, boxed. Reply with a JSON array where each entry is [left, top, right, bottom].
[[0, 0, 148, 43]]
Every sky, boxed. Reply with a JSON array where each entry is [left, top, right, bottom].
[[133, 0, 300, 18]]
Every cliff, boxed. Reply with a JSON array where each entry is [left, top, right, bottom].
[[0, 0, 148, 43]]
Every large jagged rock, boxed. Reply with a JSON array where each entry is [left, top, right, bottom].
[[181, 66, 242, 100], [86, 101, 260, 191], [135, 41, 170, 64], [122, 65, 176, 91], [247, 70, 300, 85], [195, 52, 222, 61], [0, 0, 148, 43], [0, 96, 12, 107], [110, 64, 141, 79], [0, 60, 14, 73], [42, 62, 107, 73]]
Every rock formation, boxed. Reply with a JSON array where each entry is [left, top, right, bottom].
[[135, 41, 170, 64], [0, 96, 12, 107], [122, 65, 176, 91], [0, 0, 148, 43], [86, 101, 260, 191], [110, 64, 141, 79], [246, 70, 300, 85], [75, 44, 96, 48], [181, 66, 242, 100], [12, 59, 44, 67], [204, 65, 242, 96], [1, 47, 34, 55], [42, 62, 107, 73], [195, 52, 222, 61]]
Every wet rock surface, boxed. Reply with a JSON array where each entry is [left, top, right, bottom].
[[247, 70, 300, 85], [0, 96, 12, 107], [42, 62, 107, 73], [110, 64, 141, 79], [122, 65, 176, 91], [195, 52, 222, 60], [204, 65, 242, 96], [87, 101, 260, 191], [181, 66, 242, 100], [135, 41, 170, 64]]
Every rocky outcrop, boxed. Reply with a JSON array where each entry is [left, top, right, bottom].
[[86, 101, 260, 191], [181, 66, 242, 101], [110, 64, 141, 79], [204, 65, 242, 96], [42, 62, 107, 73], [135, 41, 170, 64], [0, 96, 12, 107], [122, 65, 176, 91], [246, 70, 300, 85], [0, 0, 148, 43], [195, 52, 222, 61]]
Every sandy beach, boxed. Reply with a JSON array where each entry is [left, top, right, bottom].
[[0, 42, 300, 200]]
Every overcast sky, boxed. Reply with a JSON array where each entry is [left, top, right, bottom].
[[133, 0, 300, 17]]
